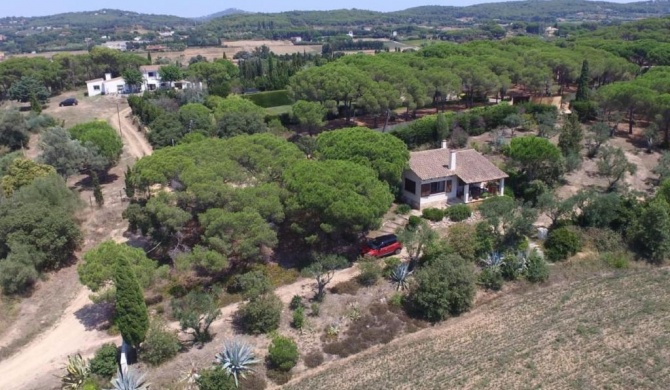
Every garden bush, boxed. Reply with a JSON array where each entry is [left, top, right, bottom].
[[421, 208, 445, 222], [396, 203, 412, 215], [357, 258, 382, 286], [237, 294, 282, 334], [140, 318, 181, 366], [267, 335, 299, 372], [445, 204, 471, 222], [525, 249, 550, 283], [292, 307, 305, 329], [601, 251, 630, 269], [196, 367, 236, 390], [478, 267, 504, 291], [408, 215, 422, 227], [89, 343, 118, 378], [545, 227, 582, 261], [289, 295, 302, 310]]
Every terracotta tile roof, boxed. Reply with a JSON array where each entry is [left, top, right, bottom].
[[140, 65, 162, 72], [408, 148, 508, 183], [453, 149, 508, 183], [408, 148, 454, 181]]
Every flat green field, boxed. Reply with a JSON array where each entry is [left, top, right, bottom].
[[285, 268, 670, 389], [265, 105, 292, 116]]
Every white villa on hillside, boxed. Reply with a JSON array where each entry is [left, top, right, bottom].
[[402, 140, 508, 209], [85, 65, 201, 97]]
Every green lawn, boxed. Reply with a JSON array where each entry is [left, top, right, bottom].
[[265, 105, 292, 116]]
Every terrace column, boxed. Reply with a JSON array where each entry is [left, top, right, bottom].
[[464, 184, 470, 204], [499, 178, 505, 196]]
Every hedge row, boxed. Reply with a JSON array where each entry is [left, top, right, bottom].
[[242, 90, 293, 108]]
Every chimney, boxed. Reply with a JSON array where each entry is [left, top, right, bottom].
[[450, 150, 457, 170], [441, 139, 447, 149], [104, 73, 112, 81]]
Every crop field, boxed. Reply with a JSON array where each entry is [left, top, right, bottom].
[[285, 268, 670, 390]]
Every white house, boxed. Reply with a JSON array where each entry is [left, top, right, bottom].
[[402, 141, 508, 209], [139, 65, 201, 91], [86, 73, 127, 96], [100, 41, 128, 51]]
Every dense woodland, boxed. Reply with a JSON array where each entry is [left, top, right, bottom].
[[6, 6, 670, 389]]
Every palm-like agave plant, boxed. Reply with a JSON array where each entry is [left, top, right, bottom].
[[481, 251, 503, 268], [108, 367, 150, 390], [215, 339, 259, 387], [61, 353, 90, 390], [390, 263, 412, 291]]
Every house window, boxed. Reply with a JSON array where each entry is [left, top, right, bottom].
[[117, 85, 124, 92], [446, 179, 453, 194], [93, 85, 100, 91], [404, 178, 416, 194], [148, 72, 155, 77], [421, 181, 446, 197]]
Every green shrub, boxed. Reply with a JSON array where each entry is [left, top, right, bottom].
[[501, 253, 526, 281], [292, 307, 305, 329], [601, 251, 630, 269], [241, 90, 292, 108], [421, 208, 444, 222], [396, 204, 412, 215], [197, 367, 236, 390], [140, 318, 181, 366], [389, 292, 404, 307], [289, 295, 303, 310], [310, 302, 320, 317], [237, 294, 282, 334], [525, 249, 550, 283], [303, 350, 324, 368], [408, 215, 422, 227], [446, 223, 477, 262], [545, 227, 582, 262], [570, 100, 598, 122], [408, 254, 476, 322], [445, 204, 471, 222], [478, 267, 504, 291], [357, 258, 382, 286], [382, 257, 402, 277], [268, 335, 299, 372], [89, 343, 118, 378]]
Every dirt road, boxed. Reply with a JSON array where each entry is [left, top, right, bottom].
[[0, 105, 152, 390]]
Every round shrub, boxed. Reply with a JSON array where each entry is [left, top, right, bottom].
[[445, 204, 471, 222], [140, 318, 181, 366], [396, 204, 412, 215], [408, 215, 422, 228], [289, 295, 303, 310], [89, 343, 118, 378], [292, 307, 305, 329], [196, 367, 236, 390], [237, 294, 282, 334], [421, 208, 445, 222], [544, 227, 582, 262], [267, 335, 299, 372], [478, 267, 504, 291], [525, 250, 550, 283]]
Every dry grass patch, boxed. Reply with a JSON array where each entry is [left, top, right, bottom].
[[285, 268, 670, 390]]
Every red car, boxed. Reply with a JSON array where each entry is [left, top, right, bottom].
[[361, 234, 402, 257]]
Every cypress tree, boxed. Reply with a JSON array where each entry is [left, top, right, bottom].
[[575, 60, 590, 102], [92, 172, 104, 207], [147, 51, 152, 64], [114, 255, 149, 349], [124, 166, 135, 198]]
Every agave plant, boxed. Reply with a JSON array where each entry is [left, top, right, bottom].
[[215, 339, 259, 387], [108, 367, 150, 390], [390, 263, 412, 291], [481, 251, 503, 268], [61, 353, 90, 390]]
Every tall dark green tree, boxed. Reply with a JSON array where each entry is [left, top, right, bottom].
[[558, 114, 584, 156], [575, 60, 590, 102], [114, 255, 149, 349]]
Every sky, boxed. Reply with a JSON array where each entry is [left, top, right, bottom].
[[0, 0, 639, 18]]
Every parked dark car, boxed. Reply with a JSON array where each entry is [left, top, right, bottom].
[[59, 98, 78, 107], [361, 234, 402, 257]]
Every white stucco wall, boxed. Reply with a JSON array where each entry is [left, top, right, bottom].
[[102, 79, 127, 94], [402, 170, 458, 209], [87, 81, 103, 97]]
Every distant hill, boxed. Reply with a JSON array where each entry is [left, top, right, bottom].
[[195, 8, 249, 22], [0, 9, 191, 30]]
